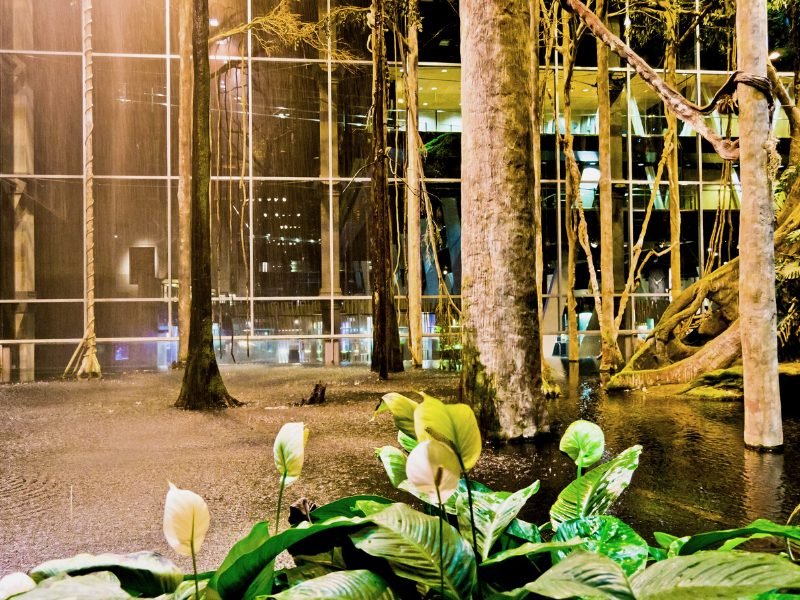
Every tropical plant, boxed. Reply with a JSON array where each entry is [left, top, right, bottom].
[[4, 403, 800, 599]]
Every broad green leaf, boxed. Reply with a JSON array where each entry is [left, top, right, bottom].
[[653, 531, 681, 550], [30, 551, 182, 596], [210, 516, 370, 600], [274, 562, 338, 591], [631, 551, 800, 599], [678, 519, 800, 555], [375, 393, 419, 438], [455, 480, 541, 560], [398, 430, 418, 453], [14, 572, 131, 600], [243, 561, 276, 600], [414, 394, 482, 470], [375, 446, 408, 488], [350, 503, 476, 600], [550, 445, 642, 528], [554, 516, 649, 576], [481, 540, 586, 567], [559, 420, 605, 468], [309, 496, 393, 523], [523, 551, 635, 600], [268, 570, 396, 599], [506, 519, 542, 544], [164, 579, 209, 600], [354, 499, 393, 517]]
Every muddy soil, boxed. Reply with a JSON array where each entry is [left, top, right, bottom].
[[0, 366, 460, 573]]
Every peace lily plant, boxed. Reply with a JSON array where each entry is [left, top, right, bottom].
[[3, 396, 800, 599]]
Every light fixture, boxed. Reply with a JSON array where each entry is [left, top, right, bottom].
[[441, 68, 448, 73], [769, 50, 781, 60], [209, 17, 219, 27]]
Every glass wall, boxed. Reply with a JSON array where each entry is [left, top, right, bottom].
[[0, 0, 793, 379]]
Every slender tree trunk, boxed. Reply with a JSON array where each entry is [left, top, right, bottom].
[[563, 13, 580, 363], [596, 0, 618, 371], [531, 0, 546, 373], [369, 0, 403, 378], [406, 5, 423, 368], [737, 0, 782, 448], [176, 0, 239, 409], [665, 26, 682, 297], [460, 0, 545, 440], [177, 0, 193, 366], [78, 0, 100, 379]]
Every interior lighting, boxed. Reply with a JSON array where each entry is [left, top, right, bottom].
[[431, 87, 438, 91], [769, 50, 781, 60], [441, 69, 448, 73], [209, 17, 220, 27]]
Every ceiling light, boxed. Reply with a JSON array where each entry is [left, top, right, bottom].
[[209, 17, 219, 27]]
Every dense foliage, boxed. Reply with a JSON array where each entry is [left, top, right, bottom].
[[2, 393, 800, 599]]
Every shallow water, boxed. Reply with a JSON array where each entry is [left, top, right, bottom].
[[472, 361, 800, 541]]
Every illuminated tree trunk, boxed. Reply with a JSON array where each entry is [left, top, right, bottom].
[[369, 0, 404, 379], [737, 0, 782, 448], [406, 5, 423, 368], [176, 0, 240, 409], [665, 21, 682, 297], [461, 0, 545, 440], [562, 13, 580, 363], [77, 0, 101, 379], [177, 0, 192, 366], [596, 0, 619, 371]]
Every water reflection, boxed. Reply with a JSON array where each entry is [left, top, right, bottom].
[[470, 360, 800, 541]]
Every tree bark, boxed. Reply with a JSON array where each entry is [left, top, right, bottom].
[[406, 4, 423, 369], [369, 0, 404, 379], [596, 0, 619, 371], [460, 0, 545, 440], [531, 0, 545, 372], [665, 23, 682, 298], [737, 0, 782, 448], [176, 0, 240, 409], [75, 0, 101, 379], [177, 0, 192, 366]]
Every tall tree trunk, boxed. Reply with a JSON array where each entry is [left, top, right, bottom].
[[78, 0, 100, 378], [665, 22, 682, 297], [562, 13, 580, 363], [531, 0, 546, 374], [176, 0, 239, 409], [596, 0, 618, 371], [370, 0, 404, 379], [460, 0, 545, 440], [406, 4, 423, 369], [177, 0, 192, 366], [737, 0, 782, 448]]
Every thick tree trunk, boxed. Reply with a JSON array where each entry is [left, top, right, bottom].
[[531, 0, 545, 371], [369, 0, 403, 379], [406, 7, 423, 369], [177, 0, 192, 366], [737, 0, 782, 448], [596, 0, 619, 371], [176, 0, 239, 409], [460, 0, 545, 440]]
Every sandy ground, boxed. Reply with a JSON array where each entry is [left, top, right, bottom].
[[0, 365, 462, 574]]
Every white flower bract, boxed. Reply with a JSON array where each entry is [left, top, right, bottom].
[[274, 422, 309, 487], [405, 439, 461, 503], [163, 482, 210, 557], [0, 572, 36, 599]]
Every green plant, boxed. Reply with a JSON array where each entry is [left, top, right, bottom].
[[5, 401, 800, 599]]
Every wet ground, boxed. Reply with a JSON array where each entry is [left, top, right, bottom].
[[1, 363, 798, 574]]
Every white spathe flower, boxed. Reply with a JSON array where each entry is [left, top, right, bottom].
[[274, 422, 309, 487], [406, 439, 461, 503], [0, 572, 36, 599], [163, 482, 210, 557]]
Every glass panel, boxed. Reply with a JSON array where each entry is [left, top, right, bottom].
[[0, 0, 81, 52], [422, 183, 460, 295], [210, 181, 250, 297], [94, 58, 168, 176], [171, 0, 248, 54], [339, 181, 369, 295], [0, 54, 82, 175], [253, 181, 324, 296], [210, 58, 249, 177], [251, 61, 324, 178], [97, 341, 175, 372], [251, 0, 326, 60], [95, 180, 169, 298], [0, 302, 83, 340], [0, 178, 84, 299], [337, 65, 373, 179], [95, 0, 165, 55], [254, 299, 328, 335], [96, 301, 168, 338]]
